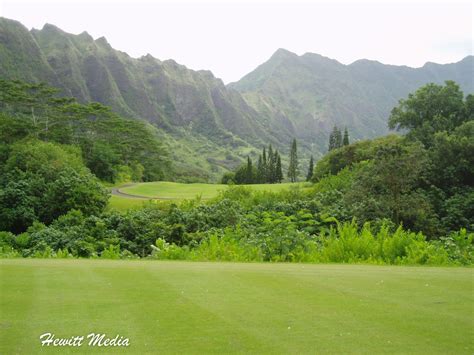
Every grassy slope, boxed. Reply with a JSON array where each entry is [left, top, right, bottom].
[[120, 182, 306, 199], [0, 260, 472, 354]]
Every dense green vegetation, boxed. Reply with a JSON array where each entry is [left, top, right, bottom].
[[312, 81, 473, 238], [0, 80, 170, 183], [328, 125, 350, 151], [223, 144, 285, 184], [3, 185, 471, 264], [0, 80, 472, 265], [1, 260, 472, 354]]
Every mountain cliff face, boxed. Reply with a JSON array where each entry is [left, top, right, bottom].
[[0, 17, 472, 180], [230, 48, 473, 154], [30, 22, 272, 146], [0, 18, 273, 180]]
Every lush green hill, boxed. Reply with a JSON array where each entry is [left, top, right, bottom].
[[1, 260, 473, 354]]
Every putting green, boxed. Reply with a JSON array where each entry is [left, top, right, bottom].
[[120, 181, 306, 200], [0, 260, 472, 353]]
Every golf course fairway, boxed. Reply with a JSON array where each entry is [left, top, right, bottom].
[[0, 260, 472, 354]]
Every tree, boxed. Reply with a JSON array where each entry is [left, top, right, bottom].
[[233, 165, 247, 184], [245, 156, 254, 184], [256, 155, 265, 183], [347, 141, 430, 229], [267, 145, 275, 183], [276, 154, 283, 183], [221, 172, 235, 184], [328, 125, 343, 151], [306, 155, 314, 181], [288, 138, 299, 182], [388, 81, 466, 147], [262, 147, 267, 182], [0, 139, 109, 233], [343, 127, 350, 146], [0, 79, 170, 183]]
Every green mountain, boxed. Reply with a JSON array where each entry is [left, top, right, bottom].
[[230, 48, 473, 156], [0, 17, 472, 180], [0, 18, 276, 181]]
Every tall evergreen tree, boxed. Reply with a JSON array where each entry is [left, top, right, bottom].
[[268, 145, 276, 183], [245, 156, 254, 184], [256, 154, 264, 183], [335, 126, 342, 148], [276, 153, 283, 183], [287, 138, 298, 182], [329, 125, 343, 151], [262, 147, 267, 182], [306, 155, 314, 181], [343, 127, 350, 146]]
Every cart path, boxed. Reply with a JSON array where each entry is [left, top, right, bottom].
[[110, 183, 150, 199], [110, 183, 185, 200]]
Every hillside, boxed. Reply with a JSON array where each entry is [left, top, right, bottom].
[[0, 17, 472, 180], [230, 49, 474, 155], [0, 18, 271, 181]]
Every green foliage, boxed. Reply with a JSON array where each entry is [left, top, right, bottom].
[[2, 182, 471, 265], [438, 229, 474, 265], [220, 172, 235, 184], [230, 144, 284, 184], [347, 141, 429, 226], [343, 127, 350, 146], [0, 79, 170, 183], [328, 125, 343, 151], [389, 81, 468, 147], [0, 140, 108, 233], [312, 135, 402, 181], [310, 81, 473, 237], [317, 221, 449, 265]]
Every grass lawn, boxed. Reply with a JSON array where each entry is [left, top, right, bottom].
[[1, 260, 473, 354], [107, 195, 149, 212], [120, 181, 306, 200]]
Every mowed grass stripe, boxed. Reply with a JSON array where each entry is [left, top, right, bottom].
[[283, 265, 474, 352], [0, 260, 473, 354], [0, 263, 39, 353], [94, 262, 273, 353]]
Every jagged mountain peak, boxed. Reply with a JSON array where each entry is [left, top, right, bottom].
[[271, 48, 298, 59]]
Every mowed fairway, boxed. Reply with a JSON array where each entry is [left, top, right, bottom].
[[120, 182, 305, 200], [0, 260, 473, 354]]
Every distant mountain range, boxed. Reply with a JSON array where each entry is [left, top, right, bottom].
[[1, 17, 472, 180]]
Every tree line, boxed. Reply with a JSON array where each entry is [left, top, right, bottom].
[[223, 138, 301, 184], [0, 79, 170, 183], [328, 125, 350, 151]]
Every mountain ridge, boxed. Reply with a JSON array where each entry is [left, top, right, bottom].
[[0, 16, 472, 181]]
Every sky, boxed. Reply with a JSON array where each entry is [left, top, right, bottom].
[[0, 0, 472, 83]]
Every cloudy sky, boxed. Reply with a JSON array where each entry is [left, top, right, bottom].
[[1, 0, 472, 83]]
